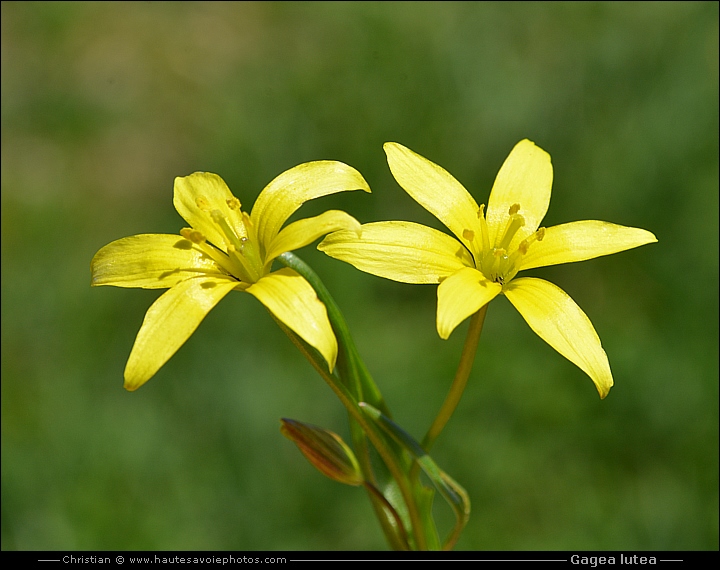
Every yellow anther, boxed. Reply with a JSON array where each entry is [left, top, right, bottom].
[[477, 204, 486, 218], [494, 248, 507, 258], [517, 227, 545, 256], [195, 196, 211, 211], [180, 228, 206, 244], [462, 229, 475, 241], [508, 203, 521, 215], [226, 197, 241, 210]]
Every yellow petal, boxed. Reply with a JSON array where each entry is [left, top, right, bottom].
[[503, 277, 613, 399], [485, 140, 553, 251], [437, 267, 502, 339], [246, 268, 337, 371], [384, 143, 482, 259], [251, 161, 370, 251], [91, 234, 222, 289], [264, 210, 361, 265], [124, 275, 239, 391], [518, 221, 658, 271], [173, 172, 246, 251], [319, 221, 474, 284]]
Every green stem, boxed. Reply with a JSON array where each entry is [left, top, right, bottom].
[[275, 320, 425, 549], [421, 305, 488, 452], [274, 253, 426, 549]]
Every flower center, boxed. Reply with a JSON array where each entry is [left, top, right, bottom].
[[464, 203, 545, 285], [181, 195, 265, 284]]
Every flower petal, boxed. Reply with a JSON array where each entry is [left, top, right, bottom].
[[246, 268, 337, 371], [485, 140, 553, 250], [384, 143, 482, 258], [124, 275, 239, 391], [503, 277, 613, 398], [437, 267, 502, 339], [264, 210, 361, 265], [319, 221, 474, 284], [518, 221, 658, 271], [174, 172, 246, 251], [251, 161, 371, 251], [91, 234, 222, 289]]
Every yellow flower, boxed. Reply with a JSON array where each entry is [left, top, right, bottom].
[[92, 163, 370, 391], [319, 140, 657, 398]]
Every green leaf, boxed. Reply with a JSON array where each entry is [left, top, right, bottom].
[[360, 402, 470, 550]]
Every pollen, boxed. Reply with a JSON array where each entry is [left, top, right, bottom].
[[462, 229, 475, 241], [226, 197, 241, 210]]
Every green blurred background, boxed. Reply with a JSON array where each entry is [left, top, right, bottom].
[[2, 1, 717, 551]]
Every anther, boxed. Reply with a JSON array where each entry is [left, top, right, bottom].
[[195, 196, 211, 211], [517, 227, 546, 256], [462, 229, 475, 241], [508, 203, 521, 215], [226, 197, 241, 210], [180, 228, 206, 244]]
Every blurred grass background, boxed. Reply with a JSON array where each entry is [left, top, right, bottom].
[[1, 1, 717, 551]]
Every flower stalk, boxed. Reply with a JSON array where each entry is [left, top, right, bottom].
[[422, 304, 488, 452]]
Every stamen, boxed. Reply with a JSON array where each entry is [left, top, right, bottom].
[[180, 228, 206, 244], [239, 236, 263, 272], [195, 196, 211, 211], [178, 229, 238, 281], [210, 209, 245, 252], [477, 204, 491, 252], [225, 244, 259, 283], [486, 248, 507, 281], [508, 203, 521, 215], [462, 229, 475, 241], [241, 212, 255, 243], [226, 197, 241, 210], [517, 227, 546, 255], [497, 213, 525, 251]]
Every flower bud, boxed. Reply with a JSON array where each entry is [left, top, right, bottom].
[[280, 419, 363, 486]]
